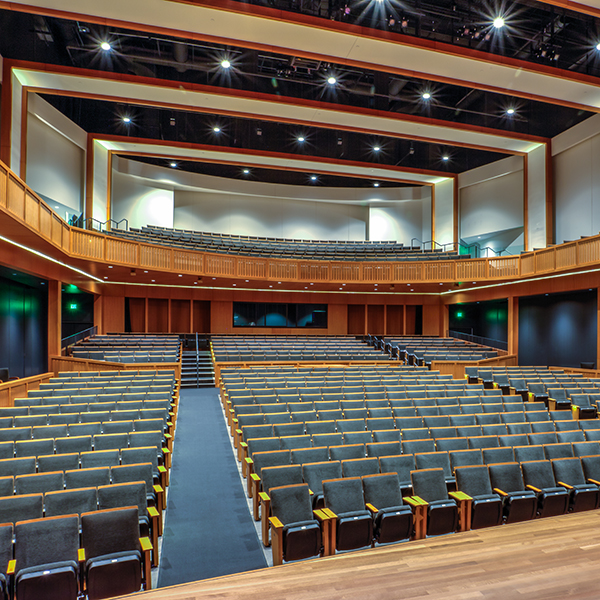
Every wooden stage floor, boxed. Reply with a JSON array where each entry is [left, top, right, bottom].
[[121, 510, 600, 600]]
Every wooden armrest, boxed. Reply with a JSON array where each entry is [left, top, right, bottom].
[[313, 509, 329, 522], [558, 481, 574, 490], [269, 516, 284, 530], [153, 484, 164, 495], [140, 537, 153, 590], [148, 506, 159, 519], [588, 478, 600, 486], [449, 491, 472, 502], [240, 442, 248, 450], [245, 457, 254, 465], [493, 488, 509, 497], [526, 484, 542, 493], [250, 473, 260, 483], [322, 507, 337, 519], [308, 488, 314, 495], [147, 506, 160, 566], [269, 516, 284, 566], [403, 496, 428, 508], [77, 548, 86, 563], [259, 491, 270, 503], [365, 502, 378, 515], [7, 560, 15, 576]]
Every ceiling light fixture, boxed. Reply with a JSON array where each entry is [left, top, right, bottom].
[[221, 59, 231, 69], [243, 169, 250, 174], [100, 41, 111, 51], [493, 16, 505, 28], [327, 76, 337, 85], [373, 182, 380, 187], [373, 146, 381, 152], [422, 92, 431, 100], [297, 136, 305, 142], [310, 175, 317, 181], [170, 162, 177, 168], [122, 117, 131, 123], [506, 108, 515, 115], [213, 126, 221, 133], [442, 155, 449, 161]]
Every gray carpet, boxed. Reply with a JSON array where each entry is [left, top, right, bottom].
[[157, 388, 267, 587]]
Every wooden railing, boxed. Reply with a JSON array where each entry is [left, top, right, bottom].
[[50, 355, 182, 381], [430, 354, 518, 380], [0, 373, 54, 407], [2, 159, 600, 285]]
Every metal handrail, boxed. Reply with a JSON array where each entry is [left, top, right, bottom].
[[61, 325, 98, 350]]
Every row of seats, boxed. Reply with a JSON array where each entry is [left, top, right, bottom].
[[71, 350, 179, 363], [110, 225, 465, 262], [260, 453, 600, 564], [0, 507, 152, 600]]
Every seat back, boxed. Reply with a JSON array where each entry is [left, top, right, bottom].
[[455, 465, 494, 497], [362, 473, 403, 509], [488, 462, 526, 493], [0, 493, 43, 524], [410, 468, 448, 502], [302, 461, 342, 496], [45, 487, 98, 518], [322, 477, 366, 514], [270, 483, 314, 525], [521, 460, 557, 489], [551, 457, 587, 486], [261, 465, 303, 495]]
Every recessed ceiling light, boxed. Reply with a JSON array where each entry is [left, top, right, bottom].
[[506, 108, 515, 115], [339, 287, 343, 290], [327, 76, 337, 85], [278, 282, 282, 284], [213, 126, 221, 133], [422, 92, 431, 100], [108, 266, 113, 269], [596, 42, 600, 51], [310, 175, 317, 181], [373, 182, 380, 187], [221, 59, 231, 69], [493, 16, 505, 28], [103, 276, 108, 279], [442, 155, 449, 161], [178, 274, 183, 277], [310, 283, 314, 285], [297, 136, 305, 142], [194, 281, 198, 284], [269, 285, 273, 288], [245, 280, 249, 282], [212, 277, 216, 280], [100, 41, 111, 51], [170, 162, 177, 168], [373, 146, 381, 152], [232, 284, 236, 286], [151, 279, 155, 282], [122, 117, 131, 123], [243, 169, 250, 174]]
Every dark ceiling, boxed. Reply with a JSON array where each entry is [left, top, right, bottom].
[[0, 3, 596, 185]]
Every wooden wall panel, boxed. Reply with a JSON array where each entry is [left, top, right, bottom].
[[128, 297, 146, 333], [211, 301, 233, 334], [347, 305, 366, 335], [405, 305, 417, 335], [367, 305, 385, 335], [147, 298, 169, 333], [386, 305, 404, 335], [171, 299, 191, 333], [47, 280, 61, 367], [423, 304, 442, 336], [328, 304, 348, 335], [99, 296, 125, 334], [192, 300, 211, 333]]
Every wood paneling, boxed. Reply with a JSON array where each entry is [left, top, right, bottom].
[[431, 354, 518, 379], [127, 297, 146, 333], [347, 305, 366, 335], [98, 296, 125, 334], [193, 300, 211, 333], [386, 305, 404, 335], [423, 304, 442, 336], [367, 304, 385, 335], [171, 299, 191, 333], [47, 280, 61, 368], [147, 298, 169, 333], [327, 304, 348, 335], [50, 356, 181, 380]]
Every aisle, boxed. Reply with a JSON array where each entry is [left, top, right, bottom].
[[157, 388, 267, 587]]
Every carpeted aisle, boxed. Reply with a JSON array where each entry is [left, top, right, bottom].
[[157, 388, 267, 587]]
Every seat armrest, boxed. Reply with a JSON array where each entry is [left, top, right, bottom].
[[493, 488, 509, 497], [403, 496, 428, 508], [269, 517, 284, 566], [147, 506, 160, 566], [7, 559, 15, 576], [313, 509, 333, 556], [259, 492, 271, 546], [250, 473, 261, 517], [588, 478, 600, 486], [365, 502, 378, 515], [526, 484, 542, 493], [158, 464, 168, 488], [557, 481, 574, 490], [139, 536, 153, 590], [449, 491, 472, 501]]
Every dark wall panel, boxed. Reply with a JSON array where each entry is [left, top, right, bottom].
[[0, 274, 47, 378], [518, 290, 597, 367], [449, 299, 508, 343]]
